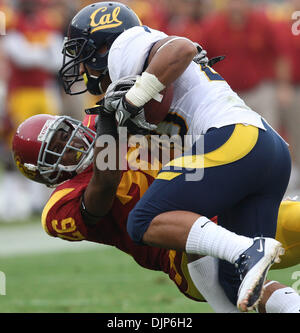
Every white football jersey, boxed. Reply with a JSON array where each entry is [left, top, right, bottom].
[[108, 26, 265, 144]]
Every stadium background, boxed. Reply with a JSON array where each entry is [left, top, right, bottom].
[[0, 0, 299, 313]]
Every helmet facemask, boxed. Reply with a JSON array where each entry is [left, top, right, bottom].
[[60, 37, 109, 96], [60, 37, 96, 95], [33, 116, 96, 186]]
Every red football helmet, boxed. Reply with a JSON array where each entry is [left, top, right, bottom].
[[12, 114, 96, 186]]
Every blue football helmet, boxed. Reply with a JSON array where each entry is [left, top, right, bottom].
[[59, 1, 141, 95]]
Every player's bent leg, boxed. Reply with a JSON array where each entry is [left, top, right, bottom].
[[258, 280, 300, 313], [129, 208, 255, 262], [272, 200, 300, 269], [141, 211, 199, 251], [128, 122, 290, 311], [129, 199, 286, 312], [127, 123, 259, 247], [183, 199, 300, 311]]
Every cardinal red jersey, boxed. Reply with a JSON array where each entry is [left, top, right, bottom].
[[42, 114, 204, 302]]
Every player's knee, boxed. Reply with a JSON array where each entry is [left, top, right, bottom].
[[127, 209, 149, 245]]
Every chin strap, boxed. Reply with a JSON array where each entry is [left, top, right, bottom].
[[83, 68, 108, 96]]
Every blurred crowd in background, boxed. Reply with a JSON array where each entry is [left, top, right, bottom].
[[0, 0, 299, 222]]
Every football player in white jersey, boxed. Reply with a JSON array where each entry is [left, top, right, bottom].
[[59, 2, 295, 312]]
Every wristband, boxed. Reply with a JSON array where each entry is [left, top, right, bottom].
[[125, 72, 165, 107]]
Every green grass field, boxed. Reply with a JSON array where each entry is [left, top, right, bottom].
[[0, 239, 299, 313], [0, 246, 212, 313]]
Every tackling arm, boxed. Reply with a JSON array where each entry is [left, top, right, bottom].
[[82, 111, 122, 223]]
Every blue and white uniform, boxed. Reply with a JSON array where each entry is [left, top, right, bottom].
[[108, 26, 265, 138], [108, 26, 291, 304]]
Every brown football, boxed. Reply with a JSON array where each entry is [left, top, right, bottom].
[[144, 85, 174, 125]]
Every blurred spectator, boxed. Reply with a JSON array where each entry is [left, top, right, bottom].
[[1, 0, 298, 222], [3, 0, 64, 135], [266, 0, 300, 190], [50, 0, 87, 121], [0, 1, 11, 143], [0, 0, 65, 221], [79, 0, 169, 31], [162, 0, 213, 43], [201, 0, 292, 133], [129, 0, 169, 31]]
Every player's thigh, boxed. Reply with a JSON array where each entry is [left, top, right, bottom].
[[128, 122, 291, 242], [127, 136, 261, 243]]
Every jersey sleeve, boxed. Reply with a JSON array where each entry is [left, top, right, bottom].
[[41, 185, 88, 242], [108, 26, 167, 81], [82, 114, 97, 131]]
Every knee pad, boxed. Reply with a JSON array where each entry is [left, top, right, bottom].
[[126, 209, 150, 245]]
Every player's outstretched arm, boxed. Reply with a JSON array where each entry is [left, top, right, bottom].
[[82, 111, 122, 223]]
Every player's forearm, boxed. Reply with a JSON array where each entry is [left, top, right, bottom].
[[84, 163, 122, 217], [83, 111, 122, 217]]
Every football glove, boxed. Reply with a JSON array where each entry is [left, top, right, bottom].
[[193, 42, 226, 68], [193, 43, 209, 65], [103, 76, 157, 135]]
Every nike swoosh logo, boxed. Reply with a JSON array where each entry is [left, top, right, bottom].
[[257, 239, 264, 253], [285, 291, 294, 294], [201, 221, 211, 228]]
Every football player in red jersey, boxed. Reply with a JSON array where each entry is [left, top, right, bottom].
[[12, 110, 300, 313]]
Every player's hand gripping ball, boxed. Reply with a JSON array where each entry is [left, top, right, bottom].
[[103, 76, 173, 134]]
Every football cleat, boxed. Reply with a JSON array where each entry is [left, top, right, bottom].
[[235, 237, 285, 312]]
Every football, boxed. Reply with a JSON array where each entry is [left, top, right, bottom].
[[144, 84, 174, 125]]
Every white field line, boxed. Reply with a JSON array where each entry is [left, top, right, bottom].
[[0, 223, 102, 257]]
